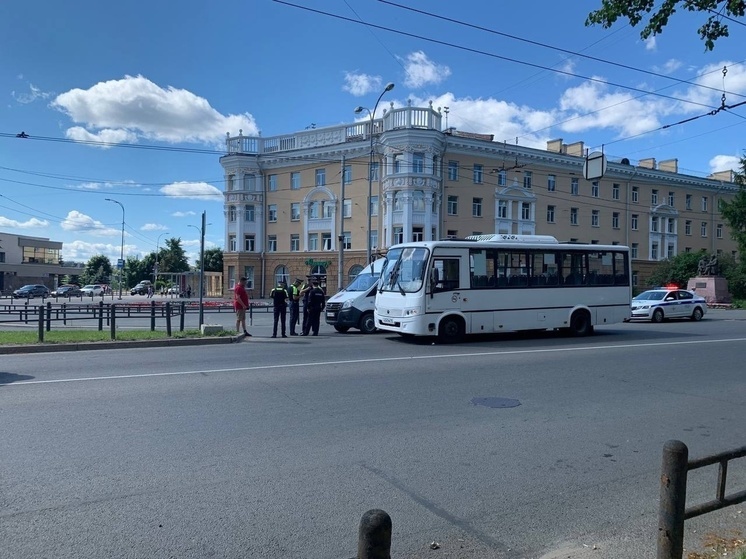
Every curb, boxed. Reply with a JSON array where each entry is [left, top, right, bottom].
[[0, 335, 242, 355]]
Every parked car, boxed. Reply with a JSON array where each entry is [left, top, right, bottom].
[[13, 284, 50, 299], [167, 285, 180, 295], [130, 282, 152, 295], [51, 285, 83, 297], [628, 288, 707, 323], [80, 284, 104, 296]]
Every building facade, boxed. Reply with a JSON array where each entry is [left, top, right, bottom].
[[0, 232, 83, 293], [220, 101, 739, 297]]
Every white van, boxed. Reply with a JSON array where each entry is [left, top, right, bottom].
[[325, 259, 386, 334]]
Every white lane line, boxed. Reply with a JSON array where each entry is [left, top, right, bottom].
[[5, 337, 746, 386]]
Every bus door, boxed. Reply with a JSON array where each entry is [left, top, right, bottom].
[[427, 253, 463, 317]]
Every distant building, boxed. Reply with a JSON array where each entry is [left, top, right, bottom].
[[0, 232, 83, 293], [219, 101, 739, 296]]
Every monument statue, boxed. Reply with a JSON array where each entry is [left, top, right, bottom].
[[697, 254, 719, 276], [697, 256, 708, 276], [689, 253, 729, 304]]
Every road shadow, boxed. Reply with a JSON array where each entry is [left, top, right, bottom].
[[0, 372, 35, 385]]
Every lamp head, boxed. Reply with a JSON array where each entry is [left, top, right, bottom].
[[384, 82, 395, 92], [354, 106, 364, 114]]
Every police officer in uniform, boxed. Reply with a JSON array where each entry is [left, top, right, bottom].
[[289, 279, 302, 336], [299, 279, 311, 336], [306, 280, 326, 336], [269, 281, 289, 338]]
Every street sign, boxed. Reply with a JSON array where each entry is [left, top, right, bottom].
[[583, 152, 607, 180], [117, 259, 124, 269]]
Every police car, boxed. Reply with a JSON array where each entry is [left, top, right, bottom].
[[629, 288, 707, 323]]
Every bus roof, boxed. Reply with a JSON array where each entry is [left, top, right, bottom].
[[465, 234, 559, 243], [388, 238, 629, 251]]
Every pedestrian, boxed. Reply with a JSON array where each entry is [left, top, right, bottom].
[[306, 280, 326, 336], [289, 278, 302, 335], [269, 280, 289, 338], [186, 285, 192, 299], [234, 276, 251, 337], [299, 279, 312, 335], [147, 285, 154, 298]]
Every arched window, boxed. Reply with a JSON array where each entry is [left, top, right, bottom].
[[274, 265, 289, 286], [413, 190, 425, 211], [311, 264, 326, 276], [348, 264, 364, 282]]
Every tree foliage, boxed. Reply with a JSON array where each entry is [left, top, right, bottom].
[[197, 248, 223, 272], [586, 0, 746, 51], [719, 156, 746, 256], [158, 238, 190, 274], [646, 250, 704, 288], [81, 255, 113, 285]]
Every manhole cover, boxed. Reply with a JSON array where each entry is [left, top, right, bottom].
[[471, 397, 521, 409]]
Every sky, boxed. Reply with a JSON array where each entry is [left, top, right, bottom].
[[1, 0, 745, 265]]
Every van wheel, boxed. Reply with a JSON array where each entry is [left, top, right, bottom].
[[569, 310, 593, 336], [334, 325, 350, 333], [359, 312, 376, 334], [438, 316, 464, 344]]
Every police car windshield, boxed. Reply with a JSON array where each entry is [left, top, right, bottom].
[[344, 273, 376, 292], [634, 291, 667, 301]]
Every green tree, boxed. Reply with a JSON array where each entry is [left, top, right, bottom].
[[123, 255, 149, 287], [81, 255, 113, 285], [719, 156, 746, 255], [197, 247, 223, 272], [646, 251, 704, 288], [586, 0, 745, 51], [159, 238, 189, 274]]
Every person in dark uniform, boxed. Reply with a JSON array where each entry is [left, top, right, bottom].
[[299, 279, 311, 335], [306, 280, 326, 336], [269, 281, 289, 338], [289, 279, 302, 335]]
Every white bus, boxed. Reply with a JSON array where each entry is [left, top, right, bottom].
[[374, 234, 631, 342]]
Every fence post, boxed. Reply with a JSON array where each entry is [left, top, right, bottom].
[[46, 301, 52, 332], [110, 304, 117, 340], [24, 301, 29, 324], [658, 439, 688, 559], [98, 301, 104, 331], [249, 303, 253, 326], [37, 304, 45, 342], [150, 300, 156, 331], [63, 303, 67, 325], [179, 302, 185, 332], [165, 302, 172, 337], [357, 509, 392, 559]]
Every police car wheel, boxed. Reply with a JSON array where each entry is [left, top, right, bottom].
[[652, 308, 664, 323], [690, 307, 704, 321]]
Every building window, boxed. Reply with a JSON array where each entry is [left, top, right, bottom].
[[612, 212, 620, 229], [370, 195, 378, 216], [413, 153, 424, 173], [343, 198, 352, 218], [291, 171, 301, 190], [342, 231, 352, 249], [547, 205, 555, 223], [685, 247, 692, 253], [685, 220, 691, 235], [632, 186, 639, 203], [591, 181, 599, 198], [632, 272, 638, 287], [308, 233, 318, 251], [244, 174, 257, 191], [717, 224, 723, 238], [322, 233, 332, 251], [243, 266, 254, 289], [370, 230, 378, 249], [612, 183, 620, 200], [571, 178, 579, 196], [323, 201, 334, 218], [651, 216, 659, 233], [267, 236, 277, 252], [268, 174, 277, 192], [244, 235, 255, 252], [570, 207, 578, 225], [498, 170, 506, 186], [291, 203, 300, 221], [229, 205, 236, 222], [652, 189, 658, 204], [370, 162, 379, 181], [701, 196, 708, 212], [348, 264, 364, 282], [446, 230, 458, 239], [343, 165, 352, 184], [701, 222, 707, 237], [651, 242, 659, 260], [244, 205, 255, 222], [394, 227, 403, 244], [667, 244, 675, 258], [686, 194, 692, 210], [229, 235, 237, 251], [309, 201, 320, 219], [631, 214, 638, 230], [473, 164, 483, 184], [498, 200, 507, 218], [412, 227, 424, 242], [667, 218, 675, 234], [521, 202, 530, 220], [668, 192, 675, 206], [591, 209, 599, 227], [547, 174, 556, 191], [0, 252, 4, 263], [412, 190, 425, 212], [447, 195, 458, 215], [227, 175, 234, 191], [275, 265, 289, 286], [472, 197, 482, 217], [631, 243, 638, 258], [448, 161, 459, 181], [523, 170, 532, 189], [315, 168, 325, 186], [290, 234, 299, 251], [268, 204, 277, 222], [393, 153, 403, 174]]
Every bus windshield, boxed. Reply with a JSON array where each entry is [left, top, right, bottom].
[[381, 247, 429, 293]]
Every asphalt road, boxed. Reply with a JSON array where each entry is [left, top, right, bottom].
[[1, 312, 745, 558]]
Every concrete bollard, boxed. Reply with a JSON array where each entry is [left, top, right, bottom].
[[357, 509, 391, 559]]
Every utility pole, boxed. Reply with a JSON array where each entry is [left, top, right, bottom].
[[338, 156, 346, 292]]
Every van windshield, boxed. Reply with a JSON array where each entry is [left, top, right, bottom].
[[344, 273, 377, 292]]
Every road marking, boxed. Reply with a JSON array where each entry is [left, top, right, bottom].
[[4, 336, 746, 386]]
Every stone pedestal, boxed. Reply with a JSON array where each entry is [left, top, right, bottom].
[[686, 276, 731, 304]]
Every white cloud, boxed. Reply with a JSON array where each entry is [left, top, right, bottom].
[[677, 61, 746, 113], [172, 211, 197, 217], [160, 181, 222, 201], [652, 59, 683, 74], [141, 223, 168, 231], [60, 210, 122, 236], [65, 127, 139, 148], [11, 83, 52, 104], [644, 36, 657, 51], [51, 75, 259, 147], [61, 239, 138, 262], [709, 154, 741, 174], [402, 51, 451, 89], [0, 216, 49, 228], [343, 72, 382, 96]]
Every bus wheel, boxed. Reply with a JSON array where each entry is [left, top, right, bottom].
[[438, 316, 464, 343], [334, 325, 350, 333], [359, 312, 376, 334], [569, 310, 593, 337]]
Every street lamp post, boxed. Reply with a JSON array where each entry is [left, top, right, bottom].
[[105, 198, 125, 300], [188, 211, 206, 328], [355, 81, 394, 264], [154, 232, 169, 287]]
